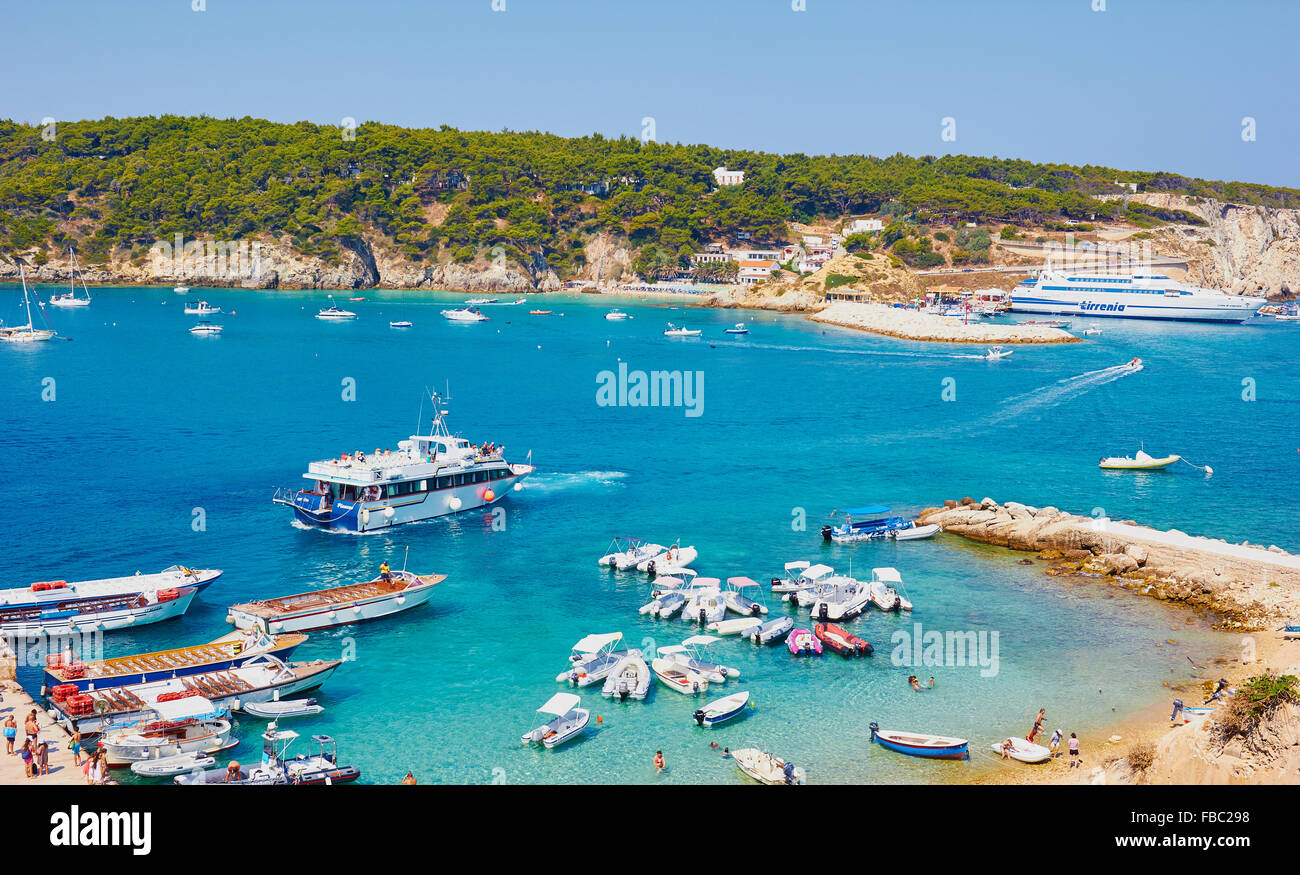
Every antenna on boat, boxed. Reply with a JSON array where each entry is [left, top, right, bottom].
[[401, 545, 409, 573]]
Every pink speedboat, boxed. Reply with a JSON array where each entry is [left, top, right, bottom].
[[787, 628, 823, 656]]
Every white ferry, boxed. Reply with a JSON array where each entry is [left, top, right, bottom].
[[273, 394, 534, 532], [1011, 270, 1266, 323]]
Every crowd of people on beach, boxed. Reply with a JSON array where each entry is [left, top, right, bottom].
[[3, 687, 111, 783]]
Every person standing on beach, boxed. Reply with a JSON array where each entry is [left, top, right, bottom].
[[1068, 732, 1080, 768], [1049, 728, 1063, 757], [19, 739, 34, 778], [3, 714, 15, 754], [37, 741, 49, 776], [24, 710, 39, 747], [1170, 698, 1184, 722], [70, 730, 83, 766]]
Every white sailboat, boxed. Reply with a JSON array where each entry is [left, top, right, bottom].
[[1, 266, 56, 343], [48, 248, 92, 308]]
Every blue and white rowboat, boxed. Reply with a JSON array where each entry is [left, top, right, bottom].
[[870, 723, 968, 759]]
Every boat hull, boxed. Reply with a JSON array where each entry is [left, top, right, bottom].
[[1011, 288, 1264, 323], [872, 729, 968, 760], [1, 589, 197, 637], [227, 582, 437, 633], [286, 470, 531, 532]]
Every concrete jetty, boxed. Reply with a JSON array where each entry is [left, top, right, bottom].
[[0, 660, 83, 785], [919, 497, 1300, 629], [811, 302, 1078, 344]]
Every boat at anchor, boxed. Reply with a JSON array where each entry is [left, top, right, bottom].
[[226, 567, 444, 633], [821, 506, 917, 543], [273, 392, 534, 532]]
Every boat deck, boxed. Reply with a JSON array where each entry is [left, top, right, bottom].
[[47, 632, 307, 682], [306, 449, 505, 484], [231, 573, 445, 618]]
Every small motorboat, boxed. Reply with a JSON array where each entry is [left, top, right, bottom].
[[869, 567, 912, 611], [173, 286, 190, 294], [240, 698, 324, 719], [1081, 327, 1102, 335], [664, 323, 702, 337], [639, 590, 687, 619], [659, 636, 739, 682], [100, 716, 235, 767], [808, 576, 872, 622], [1099, 449, 1180, 470], [556, 632, 629, 687], [442, 307, 489, 322], [787, 628, 823, 656], [464, 297, 497, 305], [870, 723, 969, 760], [650, 657, 709, 695], [894, 523, 940, 541], [771, 562, 832, 595], [529, 310, 552, 315], [991, 737, 1052, 764], [984, 346, 1012, 360], [601, 651, 651, 701], [316, 306, 357, 320], [188, 321, 224, 335], [706, 617, 762, 637], [348, 297, 365, 302], [682, 581, 726, 625], [721, 576, 767, 616], [732, 748, 804, 785], [184, 300, 221, 315], [389, 321, 413, 329], [1018, 319, 1071, 329], [175, 727, 360, 785], [598, 537, 665, 570], [1125, 356, 1143, 371], [130, 751, 216, 778], [604, 309, 630, 321], [638, 543, 696, 573], [814, 623, 873, 657], [693, 691, 750, 727], [522, 693, 590, 748], [724, 323, 749, 335], [746, 616, 794, 645], [821, 506, 914, 543]]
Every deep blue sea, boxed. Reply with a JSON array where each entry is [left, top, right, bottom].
[[3, 285, 1296, 784]]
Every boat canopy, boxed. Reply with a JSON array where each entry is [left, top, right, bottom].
[[840, 505, 891, 516], [571, 632, 623, 654], [726, 576, 760, 589], [682, 635, 720, 647], [652, 577, 685, 590], [803, 564, 834, 581], [693, 577, 722, 588], [146, 693, 217, 722], [657, 645, 688, 655], [538, 692, 581, 717], [784, 561, 810, 572], [872, 567, 903, 584]]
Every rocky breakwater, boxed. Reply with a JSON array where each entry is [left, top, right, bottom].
[[918, 498, 1300, 630], [811, 302, 1078, 344]]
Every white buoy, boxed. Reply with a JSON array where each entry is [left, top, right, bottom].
[[513, 482, 523, 492], [383, 506, 395, 519], [448, 495, 462, 511], [395, 596, 405, 605]]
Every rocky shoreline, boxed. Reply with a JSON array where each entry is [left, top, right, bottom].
[[919, 497, 1300, 630]]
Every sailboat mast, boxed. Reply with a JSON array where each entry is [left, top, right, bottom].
[[20, 265, 33, 328]]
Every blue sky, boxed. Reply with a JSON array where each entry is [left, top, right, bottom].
[[4, 0, 1298, 186]]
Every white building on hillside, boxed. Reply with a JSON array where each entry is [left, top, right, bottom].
[[713, 166, 745, 186], [844, 218, 883, 235]]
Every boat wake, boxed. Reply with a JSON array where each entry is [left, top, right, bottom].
[[985, 362, 1142, 426], [520, 470, 628, 492]]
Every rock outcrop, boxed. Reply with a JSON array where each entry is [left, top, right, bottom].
[[919, 498, 1300, 629]]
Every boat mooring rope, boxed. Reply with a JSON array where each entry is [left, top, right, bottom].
[[1178, 457, 1214, 476]]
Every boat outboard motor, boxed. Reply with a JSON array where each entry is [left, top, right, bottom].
[[868, 721, 880, 741], [646, 560, 656, 576], [820, 524, 833, 541], [770, 577, 780, 589], [698, 608, 706, 625], [749, 603, 762, 616], [692, 708, 705, 726], [782, 761, 796, 784], [818, 604, 829, 621]]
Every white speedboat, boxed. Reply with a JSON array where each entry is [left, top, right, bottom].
[[662, 635, 740, 681], [598, 537, 664, 570], [807, 576, 872, 622], [650, 657, 709, 695], [173, 286, 190, 294], [693, 691, 750, 727], [637, 543, 696, 573], [240, 698, 325, 719], [605, 309, 630, 321], [984, 346, 1012, 360], [100, 715, 235, 767], [600, 651, 651, 701], [771, 562, 832, 595], [130, 751, 215, 778], [49, 247, 92, 308], [745, 616, 794, 645], [522, 693, 589, 748], [724, 323, 748, 334], [1081, 327, 1102, 335], [316, 305, 357, 320], [868, 567, 912, 612], [464, 297, 498, 305], [706, 617, 762, 637], [681, 580, 726, 624], [175, 726, 360, 784], [721, 576, 767, 616], [992, 737, 1052, 764], [556, 632, 629, 687], [1, 266, 56, 342], [664, 323, 701, 337], [732, 748, 804, 785], [189, 321, 223, 335], [894, 523, 940, 541], [639, 588, 688, 619], [441, 307, 489, 322], [1099, 449, 1180, 470], [389, 321, 413, 329], [184, 300, 221, 315]]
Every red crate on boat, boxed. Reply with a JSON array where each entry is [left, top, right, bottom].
[[65, 694, 94, 715], [156, 588, 180, 602], [61, 662, 86, 679], [51, 684, 79, 703]]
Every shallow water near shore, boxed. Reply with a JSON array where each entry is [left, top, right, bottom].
[[3, 285, 1294, 784]]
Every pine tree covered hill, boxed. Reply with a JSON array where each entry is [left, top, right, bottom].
[[1, 115, 1297, 278]]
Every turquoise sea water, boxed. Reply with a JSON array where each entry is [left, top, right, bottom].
[[3, 285, 1296, 785]]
